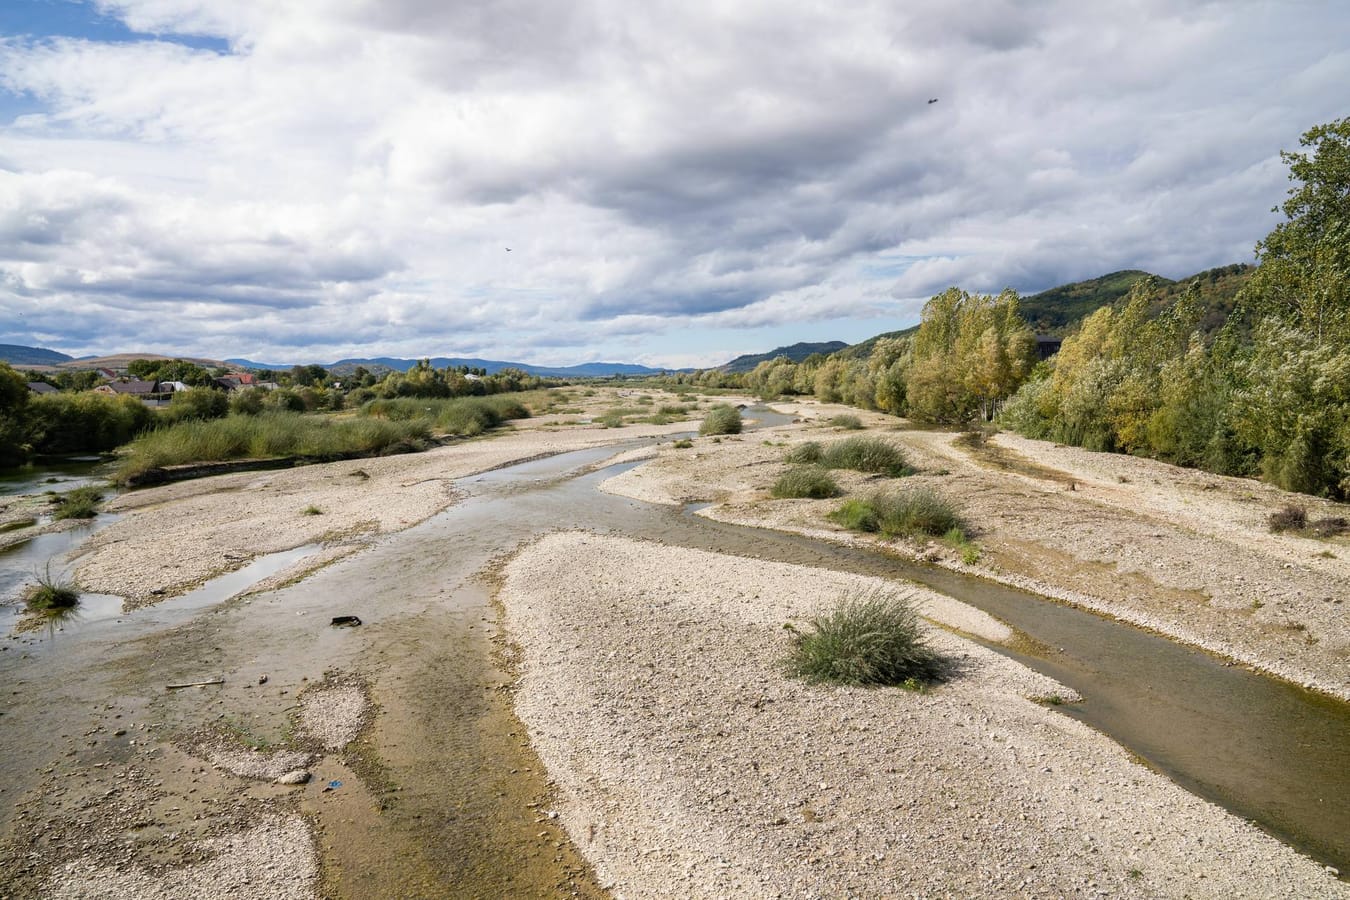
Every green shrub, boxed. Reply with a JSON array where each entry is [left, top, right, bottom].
[[699, 404, 742, 435], [229, 387, 268, 416], [827, 414, 864, 430], [771, 466, 840, 499], [784, 589, 945, 686], [24, 566, 80, 616], [25, 392, 154, 454], [361, 395, 529, 436], [598, 411, 627, 428], [162, 387, 229, 424], [827, 497, 879, 532], [672, 438, 693, 449], [828, 488, 966, 539], [658, 404, 691, 416], [52, 485, 104, 520], [784, 441, 823, 464], [820, 436, 910, 476]]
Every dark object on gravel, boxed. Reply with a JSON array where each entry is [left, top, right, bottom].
[[330, 615, 362, 627]]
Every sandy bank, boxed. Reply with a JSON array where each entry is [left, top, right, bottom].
[[501, 531, 1344, 898]]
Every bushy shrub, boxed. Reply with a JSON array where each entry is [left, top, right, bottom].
[[52, 486, 104, 520], [25, 392, 154, 454], [828, 488, 966, 539], [784, 589, 945, 686], [784, 441, 823, 464], [771, 466, 840, 499], [162, 387, 229, 424], [1268, 503, 1308, 532], [360, 395, 530, 436], [826, 414, 864, 430], [699, 404, 742, 435], [229, 387, 267, 416], [265, 389, 307, 413], [24, 566, 80, 616], [816, 436, 910, 476]]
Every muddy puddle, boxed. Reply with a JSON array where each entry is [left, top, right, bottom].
[[2, 415, 1347, 896]]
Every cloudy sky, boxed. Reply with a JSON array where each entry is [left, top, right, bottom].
[[0, 1, 1346, 368]]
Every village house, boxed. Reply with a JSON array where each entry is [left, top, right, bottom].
[[26, 382, 58, 395], [94, 380, 159, 397]]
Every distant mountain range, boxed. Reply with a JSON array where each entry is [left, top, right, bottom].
[[224, 357, 675, 378]]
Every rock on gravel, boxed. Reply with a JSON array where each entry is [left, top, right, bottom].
[[501, 531, 1347, 899]]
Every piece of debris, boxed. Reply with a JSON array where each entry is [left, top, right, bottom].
[[275, 770, 311, 786], [330, 615, 362, 627], [166, 678, 225, 690], [322, 780, 343, 792], [258, 674, 269, 685]]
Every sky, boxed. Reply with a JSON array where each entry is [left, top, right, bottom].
[[0, 1, 1346, 369]]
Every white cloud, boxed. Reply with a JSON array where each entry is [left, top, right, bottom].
[[0, 0, 1345, 365]]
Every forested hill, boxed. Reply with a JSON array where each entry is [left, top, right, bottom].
[[0, 344, 74, 367], [1018, 263, 1253, 335], [718, 341, 848, 373], [839, 263, 1253, 360]]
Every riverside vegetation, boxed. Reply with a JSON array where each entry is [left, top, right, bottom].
[[784, 589, 946, 687], [647, 118, 1350, 500]]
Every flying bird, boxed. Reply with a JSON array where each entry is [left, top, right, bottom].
[[927, 98, 938, 104], [505, 247, 513, 251]]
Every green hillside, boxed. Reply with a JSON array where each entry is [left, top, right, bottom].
[[1018, 269, 1162, 334], [838, 264, 1254, 360], [719, 341, 848, 373], [0, 344, 74, 367]]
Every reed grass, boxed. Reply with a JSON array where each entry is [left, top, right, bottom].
[[115, 412, 432, 482]]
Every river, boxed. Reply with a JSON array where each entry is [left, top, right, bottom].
[[0, 422, 1346, 895]]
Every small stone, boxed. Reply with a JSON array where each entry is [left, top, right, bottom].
[[275, 770, 311, 785]]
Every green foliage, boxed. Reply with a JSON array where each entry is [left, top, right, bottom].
[[360, 395, 530, 437], [906, 287, 1037, 424], [819, 436, 910, 476], [115, 412, 433, 482], [828, 488, 966, 539], [161, 386, 229, 424], [783, 589, 945, 686], [229, 387, 268, 415], [52, 486, 104, 520], [699, 404, 743, 435], [826, 414, 864, 430], [995, 118, 1350, 498], [784, 441, 823, 464], [672, 438, 693, 449], [1246, 117, 1350, 345], [771, 466, 841, 499], [25, 392, 154, 455], [24, 566, 80, 615], [0, 362, 30, 466]]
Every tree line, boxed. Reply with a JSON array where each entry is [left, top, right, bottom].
[[0, 357, 557, 465], [655, 118, 1350, 499]]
